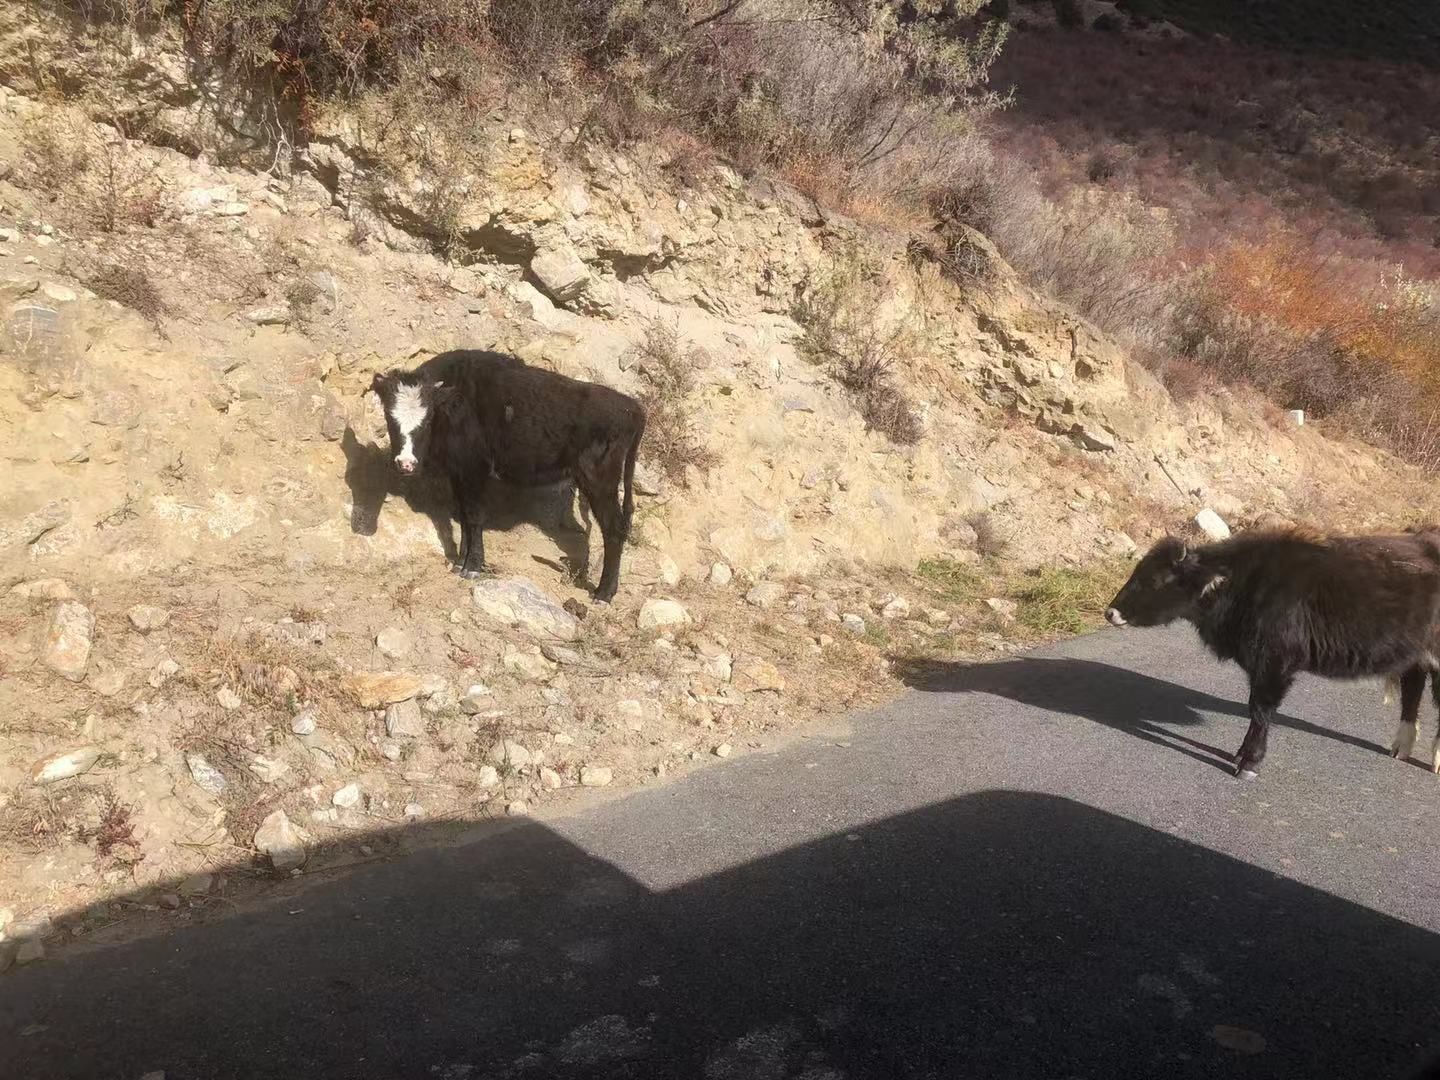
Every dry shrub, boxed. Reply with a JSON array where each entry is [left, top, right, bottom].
[[22, 108, 164, 233], [967, 510, 1010, 557], [625, 321, 715, 483], [793, 247, 924, 444], [86, 263, 169, 328]]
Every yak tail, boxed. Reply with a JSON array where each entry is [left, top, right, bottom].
[[621, 413, 645, 542]]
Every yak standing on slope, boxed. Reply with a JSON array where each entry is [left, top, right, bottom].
[[370, 350, 646, 602], [1105, 527, 1440, 779]]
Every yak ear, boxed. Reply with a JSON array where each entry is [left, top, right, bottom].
[[370, 371, 390, 396]]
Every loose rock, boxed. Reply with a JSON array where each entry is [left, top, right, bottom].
[[580, 765, 613, 787], [385, 698, 426, 738], [733, 657, 785, 693], [638, 598, 691, 632], [291, 710, 318, 736], [348, 672, 422, 708], [1195, 508, 1231, 541], [185, 753, 229, 796], [540, 767, 563, 790], [476, 765, 500, 787], [984, 597, 1018, 624], [745, 582, 785, 608], [713, 743, 733, 759], [404, 802, 425, 819], [31, 745, 101, 784], [488, 739, 534, 768], [709, 563, 733, 587], [332, 783, 363, 809], [254, 810, 308, 871], [127, 605, 170, 633], [880, 596, 911, 620], [472, 578, 580, 641], [502, 644, 556, 681], [506, 799, 529, 816], [841, 613, 866, 637], [216, 686, 243, 711], [42, 600, 94, 681], [375, 626, 413, 660], [10, 578, 73, 600]]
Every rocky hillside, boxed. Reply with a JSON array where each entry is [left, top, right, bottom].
[[0, 6, 1435, 966]]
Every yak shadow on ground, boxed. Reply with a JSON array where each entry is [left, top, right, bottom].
[[892, 655, 1386, 774], [4, 791, 1439, 1079], [340, 427, 593, 585]]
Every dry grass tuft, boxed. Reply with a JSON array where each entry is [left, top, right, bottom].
[[626, 321, 715, 483], [793, 247, 925, 445]]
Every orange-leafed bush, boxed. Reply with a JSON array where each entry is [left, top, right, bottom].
[[1171, 231, 1440, 464]]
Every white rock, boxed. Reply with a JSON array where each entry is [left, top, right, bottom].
[[472, 578, 580, 641], [9, 578, 73, 600], [215, 201, 250, 217], [841, 613, 867, 637], [375, 626, 413, 660], [502, 644, 556, 681], [385, 698, 426, 738], [580, 765, 613, 787], [291, 710, 318, 736], [332, 783, 363, 809], [531, 244, 590, 305], [709, 563, 733, 587], [185, 753, 229, 796], [41, 282, 76, 303], [659, 555, 682, 587], [509, 127, 527, 143], [1194, 508, 1231, 541], [488, 739, 533, 768], [254, 810, 308, 871], [540, 767, 563, 790], [216, 687, 243, 711], [745, 582, 785, 608], [127, 604, 170, 632], [984, 597, 1018, 623], [246, 304, 290, 326], [404, 802, 425, 819], [713, 743, 733, 759], [459, 683, 494, 714], [1286, 409, 1305, 427], [42, 600, 93, 681], [506, 799, 530, 816], [476, 764, 500, 787], [248, 755, 290, 784], [881, 596, 911, 620], [638, 598, 691, 632], [704, 652, 733, 682], [31, 746, 101, 784], [148, 657, 180, 688]]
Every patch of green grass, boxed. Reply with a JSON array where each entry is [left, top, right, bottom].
[[1009, 562, 1129, 638], [915, 558, 989, 603], [862, 623, 892, 649]]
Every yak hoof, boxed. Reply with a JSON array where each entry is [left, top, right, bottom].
[[459, 568, 486, 581], [1236, 766, 1259, 781]]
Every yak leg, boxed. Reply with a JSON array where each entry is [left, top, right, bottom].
[[452, 473, 489, 579], [1389, 666, 1426, 761], [576, 439, 628, 603], [1234, 668, 1294, 780]]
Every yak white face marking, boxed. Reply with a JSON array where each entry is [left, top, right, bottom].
[[389, 383, 428, 473], [1431, 735, 1440, 774], [1391, 718, 1419, 761], [1105, 607, 1127, 627]]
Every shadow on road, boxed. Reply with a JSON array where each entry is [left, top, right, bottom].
[[3, 792, 1438, 1079], [892, 655, 1385, 773]]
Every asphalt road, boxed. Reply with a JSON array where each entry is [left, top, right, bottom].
[[5, 625, 1440, 1079]]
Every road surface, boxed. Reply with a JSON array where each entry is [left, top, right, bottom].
[[5, 625, 1440, 1079]]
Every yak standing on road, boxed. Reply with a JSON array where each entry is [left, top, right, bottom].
[[1105, 528, 1440, 779], [370, 350, 646, 602]]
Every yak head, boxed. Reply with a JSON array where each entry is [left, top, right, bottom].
[[1105, 536, 1225, 628], [370, 371, 453, 476]]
